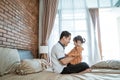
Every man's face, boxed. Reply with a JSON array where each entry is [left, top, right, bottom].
[[64, 36, 71, 46]]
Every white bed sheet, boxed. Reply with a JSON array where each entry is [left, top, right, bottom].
[[1, 69, 120, 80]]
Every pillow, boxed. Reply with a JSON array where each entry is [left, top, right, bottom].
[[15, 59, 50, 75], [107, 60, 120, 69], [91, 60, 120, 69], [91, 60, 109, 69], [0, 47, 20, 76]]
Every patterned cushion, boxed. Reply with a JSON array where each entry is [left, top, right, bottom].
[[0, 47, 20, 76], [15, 59, 50, 75]]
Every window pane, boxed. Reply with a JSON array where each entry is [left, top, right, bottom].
[[74, 9, 86, 19], [61, 10, 74, 19], [99, 0, 111, 7], [86, 0, 98, 8], [61, 0, 73, 9], [74, 20, 87, 31], [61, 20, 74, 31], [74, 0, 85, 9]]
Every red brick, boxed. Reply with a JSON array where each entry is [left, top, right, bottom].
[[4, 19, 11, 24], [3, 34, 11, 38], [11, 43, 16, 46], [15, 40, 19, 44], [3, 27, 12, 31], [5, 11, 12, 18], [0, 16, 4, 21], [7, 31, 14, 36], [7, 24, 14, 29], [0, 32, 3, 36], [3, 41, 11, 45], [0, 24, 4, 28], [7, 39, 14, 43], [0, 37, 6, 41], [0, 8, 4, 13], [0, 28, 7, 33], [0, 40, 2, 44], [11, 36, 17, 40], [0, 13, 8, 19], [0, 45, 6, 47], [0, 0, 39, 57]]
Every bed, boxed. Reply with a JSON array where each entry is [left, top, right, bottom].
[[0, 47, 120, 80]]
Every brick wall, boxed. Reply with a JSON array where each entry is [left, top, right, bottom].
[[0, 0, 39, 57]]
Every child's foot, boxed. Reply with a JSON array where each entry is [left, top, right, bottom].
[[82, 68, 92, 73]]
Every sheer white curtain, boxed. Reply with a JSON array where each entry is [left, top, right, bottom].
[[87, 8, 101, 65]]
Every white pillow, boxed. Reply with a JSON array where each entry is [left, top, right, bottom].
[[0, 47, 20, 76], [107, 60, 120, 69], [91, 60, 120, 69], [91, 61, 109, 69]]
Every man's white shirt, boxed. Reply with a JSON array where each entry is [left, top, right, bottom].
[[51, 42, 67, 73]]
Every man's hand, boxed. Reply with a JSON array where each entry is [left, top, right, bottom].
[[59, 56, 75, 65]]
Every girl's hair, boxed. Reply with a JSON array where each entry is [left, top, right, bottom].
[[73, 35, 86, 43]]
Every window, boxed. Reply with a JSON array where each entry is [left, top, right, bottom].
[[49, 0, 89, 62], [48, 0, 120, 63]]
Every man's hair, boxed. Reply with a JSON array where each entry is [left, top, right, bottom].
[[73, 35, 86, 43], [60, 31, 71, 40]]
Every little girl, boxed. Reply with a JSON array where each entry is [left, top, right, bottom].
[[65, 35, 91, 73], [67, 35, 85, 65]]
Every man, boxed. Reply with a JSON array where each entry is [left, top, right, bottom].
[[51, 31, 90, 74]]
